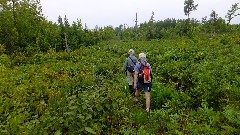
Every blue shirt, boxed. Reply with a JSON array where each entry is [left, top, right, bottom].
[[134, 61, 152, 73]]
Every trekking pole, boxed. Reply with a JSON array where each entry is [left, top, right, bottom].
[[122, 72, 127, 90], [123, 72, 130, 97]]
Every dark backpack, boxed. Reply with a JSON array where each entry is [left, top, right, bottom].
[[127, 57, 136, 73], [138, 62, 152, 84]]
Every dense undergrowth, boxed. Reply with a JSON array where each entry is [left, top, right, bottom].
[[1, 34, 240, 134]]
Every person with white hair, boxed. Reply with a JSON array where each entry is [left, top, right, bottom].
[[134, 52, 153, 113], [122, 49, 138, 95]]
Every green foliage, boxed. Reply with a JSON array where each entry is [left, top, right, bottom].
[[100, 26, 116, 40], [0, 44, 6, 55], [0, 54, 11, 67], [0, 1, 240, 134], [222, 106, 240, 134], [0, 0, 44, 54], [1, 36, 240, 134], [185, 106, 221, 134]]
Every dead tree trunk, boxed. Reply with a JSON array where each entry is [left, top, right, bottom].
[[64, 32, 70, 53]]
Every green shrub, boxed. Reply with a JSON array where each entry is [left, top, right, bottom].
[[0, 44, 6, 55], [1, 36, 240, 134], [0, 54, 11, 67]]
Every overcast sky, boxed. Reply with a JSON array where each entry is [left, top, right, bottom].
[[41, 0, 240, 29]]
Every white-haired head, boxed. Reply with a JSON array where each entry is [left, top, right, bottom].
[[128, 49, 135, 56], [139, 52, 146, 61]]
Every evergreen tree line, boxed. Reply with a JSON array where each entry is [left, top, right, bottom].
[[0, 0, 239, 55]]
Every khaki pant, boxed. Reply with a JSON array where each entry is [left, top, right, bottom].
[[127, 70, 134, 85]]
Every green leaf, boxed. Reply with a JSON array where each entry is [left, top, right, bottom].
[[78, 114, 85, 120], [54, 130, 62, 135], [85, 127, 96, 134], [85, 114, 92, 120], [69, 106, 78, 110], [82, 104, 87, 110]]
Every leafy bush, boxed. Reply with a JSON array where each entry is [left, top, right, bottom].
[[0, 44, 6, 55], [1, 35, 240, 134], [0, 54, 11, 67]]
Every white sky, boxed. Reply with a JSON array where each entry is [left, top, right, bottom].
[[41, 0, 240, 29]]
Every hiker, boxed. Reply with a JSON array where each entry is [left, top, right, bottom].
[[134, 52, 152, 113], [122, 49, 138, 95]]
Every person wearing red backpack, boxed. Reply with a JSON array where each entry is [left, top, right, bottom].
[[133, 52, 153, 113]]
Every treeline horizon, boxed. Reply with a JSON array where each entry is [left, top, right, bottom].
[[0, 0, 239, 55]]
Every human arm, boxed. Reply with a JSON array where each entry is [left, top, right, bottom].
[[133, 62, 140, 89], [134, 71, 138, 90], [122, 59, 128, 73]]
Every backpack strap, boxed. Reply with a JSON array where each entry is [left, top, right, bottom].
[[128, 57, 136, 66], [138, 61, 142, 72], [138, 61, 146, 73]]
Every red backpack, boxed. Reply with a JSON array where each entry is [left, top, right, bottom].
[[138, 62, 152, 84]]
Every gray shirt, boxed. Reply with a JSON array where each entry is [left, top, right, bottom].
[[123, 55, 138, 72]]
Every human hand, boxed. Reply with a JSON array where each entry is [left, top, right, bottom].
[[134, 84, 137, 90]]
